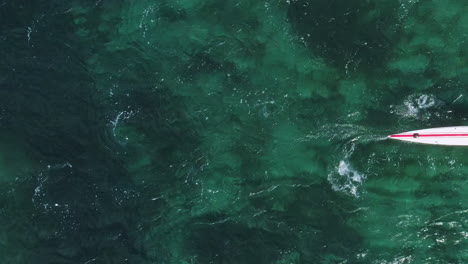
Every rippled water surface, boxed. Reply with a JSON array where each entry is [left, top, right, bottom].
[[1, 0, 468, 263]]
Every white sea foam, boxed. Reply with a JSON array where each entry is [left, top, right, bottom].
[[47, 162, 72, 170], [328, 160, 365, 197], [416, 94, 436, 109], [305, 124, 384, 197], [110, 110, 137, 139], [393, 94, 441, 119]]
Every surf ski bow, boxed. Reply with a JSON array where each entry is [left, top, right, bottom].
[[388, 126, 468, 146]]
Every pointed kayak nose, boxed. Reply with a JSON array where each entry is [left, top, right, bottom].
[[388, 133, 419, 139]]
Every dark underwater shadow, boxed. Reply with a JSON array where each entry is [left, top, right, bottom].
[[287, 0, 401, 70]]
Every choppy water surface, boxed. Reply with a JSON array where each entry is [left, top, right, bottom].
[[1, 0, 468, 263]]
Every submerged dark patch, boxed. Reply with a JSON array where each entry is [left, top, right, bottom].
[[287, 0, 400, 69]]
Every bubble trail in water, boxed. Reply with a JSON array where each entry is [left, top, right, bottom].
[[325, 125, 392, 197]]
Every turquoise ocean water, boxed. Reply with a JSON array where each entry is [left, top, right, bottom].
[[1, 0, 468, 263]]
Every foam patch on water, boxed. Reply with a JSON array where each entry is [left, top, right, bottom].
[[325, 134, 379, 197], [303, 124, 382, 197], [110, 110, 137, 137], [328, 160, 366, 197], [391, 94, 442, 119]]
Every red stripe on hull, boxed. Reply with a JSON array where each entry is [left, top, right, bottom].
[[390, 134, 468, 138]]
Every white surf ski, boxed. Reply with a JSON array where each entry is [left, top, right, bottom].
[[388, 126, 468, 146]]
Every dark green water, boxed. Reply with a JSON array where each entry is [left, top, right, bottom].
[[1, 0, 468, 263]]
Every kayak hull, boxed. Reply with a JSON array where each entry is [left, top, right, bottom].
[[388, 126, 468, 146]]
